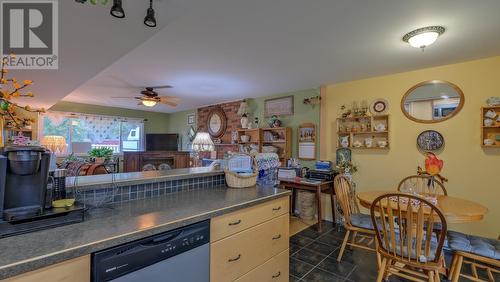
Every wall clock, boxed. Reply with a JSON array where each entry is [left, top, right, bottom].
[[207, 108, 227, 138], [417, 130, 444, 151]]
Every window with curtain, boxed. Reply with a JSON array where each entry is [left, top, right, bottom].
[[38, 111, 145, 154]]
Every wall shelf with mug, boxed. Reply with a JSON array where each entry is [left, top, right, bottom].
[[481, 106, 500, 148], [336, 115, 390, 149]]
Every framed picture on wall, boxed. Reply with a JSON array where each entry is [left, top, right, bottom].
[[264, 96, 294, 117], [298, 123, 316, 160], [187, 113, 196, 125]]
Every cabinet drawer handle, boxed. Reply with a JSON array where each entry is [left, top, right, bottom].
[[228, 219, 241, 226], [272, 271, 281, 279], [272, 234, 281, 240], [228, 254, 241, 262], [272, 206, 281, 211]]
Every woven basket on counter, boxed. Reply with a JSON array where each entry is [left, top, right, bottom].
[[224, 153, 257, 188]]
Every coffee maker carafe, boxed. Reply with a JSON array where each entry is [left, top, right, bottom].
[[1, 146, 50, 221]]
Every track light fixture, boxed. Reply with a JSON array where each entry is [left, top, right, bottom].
[[144, 0, 157, 27], [110, 0, 125, 18]]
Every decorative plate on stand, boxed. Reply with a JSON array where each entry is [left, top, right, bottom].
[[370, 99, 389, 115]]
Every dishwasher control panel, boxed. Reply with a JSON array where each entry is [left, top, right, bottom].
[[92, 220, 210, 282]]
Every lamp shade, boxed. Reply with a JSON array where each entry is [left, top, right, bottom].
[[41, 135, 67, 154], [191, 132, 214, 152]]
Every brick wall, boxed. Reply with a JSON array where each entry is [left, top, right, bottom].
[[197, 101, 241, 159]]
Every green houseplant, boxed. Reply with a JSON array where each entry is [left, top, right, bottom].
[[88, 147, 114, 164]]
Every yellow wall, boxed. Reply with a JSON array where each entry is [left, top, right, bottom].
[[320, 56, 500, 237]]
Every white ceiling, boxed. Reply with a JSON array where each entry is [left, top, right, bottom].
[[21, 0, 500, 113]]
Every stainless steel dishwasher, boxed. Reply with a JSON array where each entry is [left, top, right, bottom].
[[92, 220, 210, 282]]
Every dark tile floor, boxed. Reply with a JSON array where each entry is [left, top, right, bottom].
[[289, 221, 497, 282]]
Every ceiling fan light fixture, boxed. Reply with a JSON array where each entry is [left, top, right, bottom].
[[110, 0, 125, 18], [142, 100, 157, 107], [403, 26, 445, 50], [144, 0, 157, 27]]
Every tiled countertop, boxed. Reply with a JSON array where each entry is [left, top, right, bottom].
[[0, 185, 290, 279], [66, 167, 224, 189]]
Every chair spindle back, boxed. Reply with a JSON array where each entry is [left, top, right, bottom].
[[398, 175, 447, 196], [370, 193, 447, 265], [334, 175, 360, 228]]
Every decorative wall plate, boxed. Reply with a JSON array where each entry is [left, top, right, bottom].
[[417, 130, 444, 151], [207, 108, 227, 138], [370, 99, 389, 115]]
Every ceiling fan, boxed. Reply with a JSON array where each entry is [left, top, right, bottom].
[[112, 85, 179, 107]]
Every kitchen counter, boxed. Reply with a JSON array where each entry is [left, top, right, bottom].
[[0, 185, 290, 279], [66, 167, 223, 190]]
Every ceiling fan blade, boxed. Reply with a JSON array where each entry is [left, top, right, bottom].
[[159, 96, 180, 103], [149, 85, 173, 89], [111, 96, 136, 99], [159, 100, 178, 107]]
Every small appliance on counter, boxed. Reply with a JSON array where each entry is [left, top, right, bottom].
[[307, 169, 337, 181], [0, 146, 84, 238]]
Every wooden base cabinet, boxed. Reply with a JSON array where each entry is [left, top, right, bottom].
[[4, 255, 90, 282], [123, 151, 190, 172], [210, 197, 290, 282]]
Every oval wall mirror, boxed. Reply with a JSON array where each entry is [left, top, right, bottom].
[[401, 80, 464, 123]]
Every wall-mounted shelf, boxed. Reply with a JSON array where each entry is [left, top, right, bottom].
[[236, 127, 292, 163], [481, 106, 500, 147], [336, 115, 390, 149]]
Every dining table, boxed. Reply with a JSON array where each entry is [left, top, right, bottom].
[[356, 190, 489, 224]]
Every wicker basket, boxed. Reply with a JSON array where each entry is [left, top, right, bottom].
[[224, 154, 258, 188]]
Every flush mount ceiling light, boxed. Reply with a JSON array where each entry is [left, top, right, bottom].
[[142, 100, 157, 107], [110, 0, 125, 18], [403, 26, 445, 50], [144, 0, 157, 27]]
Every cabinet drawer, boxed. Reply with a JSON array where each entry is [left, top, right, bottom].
[[210, 214, 289, 282], [234, 249, 289, 282], [211, 197, 288, 242]]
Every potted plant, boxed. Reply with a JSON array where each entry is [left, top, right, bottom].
[[88, 147, 114, 164]]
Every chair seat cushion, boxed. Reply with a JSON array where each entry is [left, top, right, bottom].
[[447, 230, 500, 260], [350, 213, 374, 229]]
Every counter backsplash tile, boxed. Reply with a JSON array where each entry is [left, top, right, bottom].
[[71, 174, 226, 207]]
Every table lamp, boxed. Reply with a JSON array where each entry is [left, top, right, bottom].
[[191, 132, 215, 167]]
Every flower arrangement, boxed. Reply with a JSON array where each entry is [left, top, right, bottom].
[[335, 160, 358, 175], [0, 54, 45, 129]]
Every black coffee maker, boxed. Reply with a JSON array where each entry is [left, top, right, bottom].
[[0, 146, 84, 238], [0, 146, 50, 221]]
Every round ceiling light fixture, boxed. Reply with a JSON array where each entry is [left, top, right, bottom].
[[403, 26, 445, 50], [142, 100, 157, 107]]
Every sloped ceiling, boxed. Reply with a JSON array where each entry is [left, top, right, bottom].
[[8, 0, 180, 109], [12, 0, 500, 113]]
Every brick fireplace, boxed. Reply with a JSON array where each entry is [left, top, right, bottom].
[[197, 100, 242, 159]]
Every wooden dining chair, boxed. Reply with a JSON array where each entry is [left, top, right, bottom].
[[370, 193, 447, 282], [447, 231, 500, 282], [334, 175, 380, 264], [398, 175, 447, 196]]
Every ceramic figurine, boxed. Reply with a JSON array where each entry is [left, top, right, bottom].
[[374, 123, 386, 132], [240, 114, 249, 128], [486, 97, 500, 106], [365, 137, 373, 148], [485, 110, 497, 119], [483, 139, 494, 146], [484, 118, 494, 126], [377, 140, 388, 148], [340, 136, 349, 148], [353, 140, 362, 148]]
